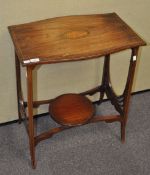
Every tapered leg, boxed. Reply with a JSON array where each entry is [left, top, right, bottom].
[[121, 121, 125, 143], [26, 66, 36, 168], [99, 55, 110, 103], [15, 52, 22, 123], [121, 47, 139, 142]]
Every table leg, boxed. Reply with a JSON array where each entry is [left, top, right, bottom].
[[15, 52, 22, 123], [99, 55, 110, 103], [26, 66, 36, 168], [121, 47, 139, 142]]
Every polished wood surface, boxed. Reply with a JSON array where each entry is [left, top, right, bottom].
[[49, 94, 95, 126], [8, 13, 146, 66], [9, 13, 146, 168]]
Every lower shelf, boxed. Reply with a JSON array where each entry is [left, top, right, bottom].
[[49, 93, 95, 126]]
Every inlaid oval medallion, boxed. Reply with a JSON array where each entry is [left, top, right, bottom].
[[65, 30, 89, 39]]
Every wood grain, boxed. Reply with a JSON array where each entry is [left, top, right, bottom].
[[8, 13, 146, 66], [49, 94, 95, 126], [10, 13, 146, 168]]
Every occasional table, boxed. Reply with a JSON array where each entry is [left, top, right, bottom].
[[8, 13, 146, 168]]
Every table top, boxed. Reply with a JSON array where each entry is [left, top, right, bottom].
[[8, 13, 146, 66]]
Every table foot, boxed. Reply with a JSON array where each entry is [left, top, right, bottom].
[[121, 121, 126, 143], [31, 160, 36, 169], [18, 116, 23, 124]]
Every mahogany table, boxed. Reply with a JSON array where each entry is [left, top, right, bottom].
[[8, 13, 146, 168]]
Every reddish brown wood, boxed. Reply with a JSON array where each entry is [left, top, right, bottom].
[[15, 53, 30, 134], [15, 52, 22, 123], [8, 13, 146, 168], [90, 115, 122, 123], [121, 121, 126, 143], [35, 126, 71, 145], [26, 66, 36, 169], [33, 99, 54, 108], [49, 94, 95, 126], [80, 85, 102, 96], [8, 13, 146, 66], [123, 48, 139, 119], [24, 85, 102, 108], [35, 114, 122, 146], [121, 47, 139, 142], [99, 55, 110, 104]]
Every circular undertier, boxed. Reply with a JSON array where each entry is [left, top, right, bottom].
[[49, 93, 95, 126]]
